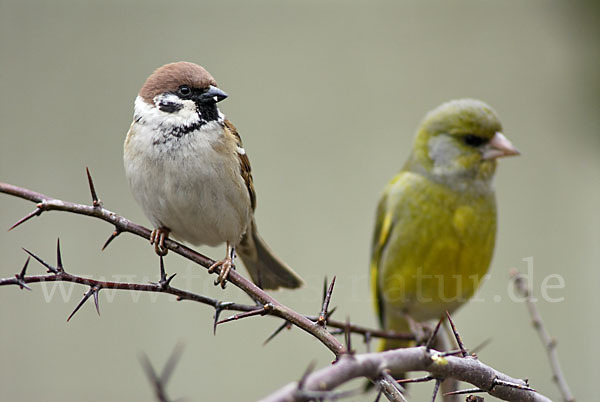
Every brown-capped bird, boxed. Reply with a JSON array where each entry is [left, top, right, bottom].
[[124, 62, 303, 289]]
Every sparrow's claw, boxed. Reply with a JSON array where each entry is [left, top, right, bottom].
[[208, 257, 234, 289], [150, 228, 170, 256]]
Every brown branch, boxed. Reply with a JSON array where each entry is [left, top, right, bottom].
[[0, 180, 346, 356], [1, 180, 414, 352], [260, 347, 553, 402], [1, 242, 259, 321], [1, 242, 413, 342], [511, 269, 575, 402]]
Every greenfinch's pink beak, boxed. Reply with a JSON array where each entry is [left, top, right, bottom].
[[482, 132, 520, 160]]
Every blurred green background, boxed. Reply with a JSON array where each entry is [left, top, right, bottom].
[[1, 1, 598, 401]]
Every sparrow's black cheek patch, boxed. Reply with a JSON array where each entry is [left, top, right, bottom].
[[196, 103, 219, 122], [158, 102, 183, 113]]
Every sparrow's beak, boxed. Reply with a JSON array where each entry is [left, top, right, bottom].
[[198, 85, 228, 104], [482, 132, 520, 160]]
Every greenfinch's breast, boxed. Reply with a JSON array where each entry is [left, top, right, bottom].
[[371, 171, 496, 329]]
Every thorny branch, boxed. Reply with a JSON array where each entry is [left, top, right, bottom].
[[261, 347, 552, 402], [0, 179, 412, 351], [0, 180, 346, 355], [511, 269, 575, 402], [0, 240, 258, 320], [0, 178, 557, 401]]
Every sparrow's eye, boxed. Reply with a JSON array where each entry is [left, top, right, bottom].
[[177, 85, 192, 98], [463, 134, 487, 147]]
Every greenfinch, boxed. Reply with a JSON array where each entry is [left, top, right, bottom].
[[370, 99, 519, 350]]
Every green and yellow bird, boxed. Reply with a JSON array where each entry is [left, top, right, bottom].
[[370, 99, 519, 351]]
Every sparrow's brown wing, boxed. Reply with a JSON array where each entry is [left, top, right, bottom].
[[224, 119, 256, 211], [224, 120, 303, 289]]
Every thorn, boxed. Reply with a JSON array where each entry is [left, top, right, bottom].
[[425, 316, 445, 351], [101, 227, 122, 251], [344, 316, 354, 355], [14, 257, 32, 290], [67, 286, 101, 322], [263, 320, 292, 346], [493, 378, 536, 392], [56, 238, 64, 272], [86, 167, 102, 207], [443, 388, 486, 396], [440, 349, 466, 357], [212, 301, 235, 335], [22, 247, 58, 274], [470, 338, 492, 355], [431, 379, 441, 402], [297, 361, 317, 390], [397, 375, 434, 384], [364, 331, 372, 353], [445, 311, 468, 357], [93, 286, 101, 316], [9, 206, 43, 231], [321, 276, 328, 305], [215, 304, 273, 326], [317, 275, 336, 327], [157, 256, 176, 288]]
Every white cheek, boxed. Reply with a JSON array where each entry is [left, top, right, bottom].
[[134, 95, 200, 128]]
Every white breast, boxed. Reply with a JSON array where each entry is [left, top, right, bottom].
[[124, 111, 252, 247]]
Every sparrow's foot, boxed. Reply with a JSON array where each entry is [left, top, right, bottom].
[[208, 242, 236, 289], [150, 227, 170, 256], [208, 257, 234, 289]]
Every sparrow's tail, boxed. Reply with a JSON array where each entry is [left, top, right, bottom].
[[236, 219, 303, 290]]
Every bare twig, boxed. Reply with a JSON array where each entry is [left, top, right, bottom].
[[511, 269, 575, 402], [260, 347, 553, 402], [317, 276, 336, 327], [140, 343, 184, 402]]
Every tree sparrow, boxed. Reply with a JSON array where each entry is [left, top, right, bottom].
[[124, 62, 303, 289]]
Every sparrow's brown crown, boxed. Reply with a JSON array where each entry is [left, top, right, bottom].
[[139, 62, 218, 104]]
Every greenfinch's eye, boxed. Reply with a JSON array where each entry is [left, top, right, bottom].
[[463, 135, 487, 147], [177, 85, 192, 97]]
